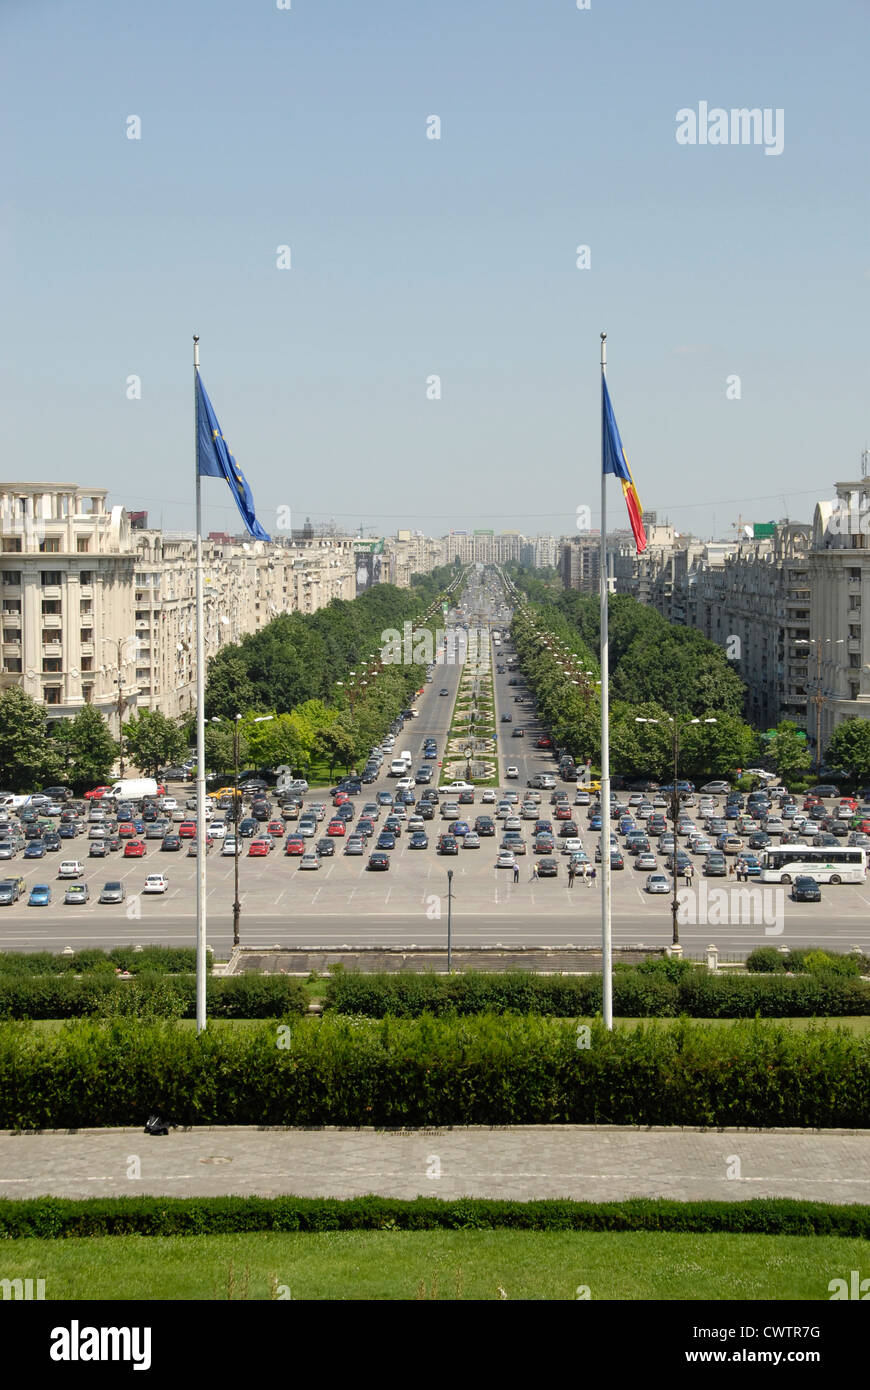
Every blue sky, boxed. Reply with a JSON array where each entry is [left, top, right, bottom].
[[1, 0, 867, 542]]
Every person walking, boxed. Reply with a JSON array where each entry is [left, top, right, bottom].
[[531, 861, 538, 882], [684, 862, 693, 887], [590, 865, 597, 887], [568, 862, 575, 887], [513, 862, 519, 884], [582, 862, 589, 885]]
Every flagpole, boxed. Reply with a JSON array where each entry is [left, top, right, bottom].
[[194, 334, 208, 1034], [599, 332, 613, 1030]]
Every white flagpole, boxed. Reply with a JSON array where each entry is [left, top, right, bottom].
[[194, 334, 208, 1034], [599, 332, 613, 1030]]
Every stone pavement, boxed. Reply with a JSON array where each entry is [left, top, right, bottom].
[[1, 1127, 868, 1203]]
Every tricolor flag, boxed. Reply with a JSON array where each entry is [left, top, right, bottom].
[[602, 375, 647, 554], [196, 373, 270, 541]]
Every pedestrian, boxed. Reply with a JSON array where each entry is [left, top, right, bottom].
[[513, 862, 519, 884], [568, 863, 575, 887], [531, 862, 538, 882], [729, 860, 736, 878], [590, 865, 597, 886], [684, 864, 692, 886], [582, 862, 589, 884]]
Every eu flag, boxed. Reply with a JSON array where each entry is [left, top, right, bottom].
[[196, 374, 270, 541]]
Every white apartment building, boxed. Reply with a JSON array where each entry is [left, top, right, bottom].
[[0, 484, 359, 727], [809, 480, 870, 755], [0, 484, 137, 731]]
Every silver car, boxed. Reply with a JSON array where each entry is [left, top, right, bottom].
[[344, 837, 365, 855], [645, 873, 671, 894]]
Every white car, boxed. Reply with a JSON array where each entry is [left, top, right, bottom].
[[162, 798, 178, 812], [505, 766, 519, 779], [221, 839, 238, 857], [299, 851, 320, 870], [561, 838, 583, 854], [143, 874, 169, 894], [481, 790, 497, 804], [209, 821, 227, 839], [439, 781, 475, 794], [396, 778, 415, 791], [496, 850, 517, 868], [57, 860, 85, 879]]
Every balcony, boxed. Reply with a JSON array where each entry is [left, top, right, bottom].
[[41, 612, 62, 628], [42, 642, 62, 659]]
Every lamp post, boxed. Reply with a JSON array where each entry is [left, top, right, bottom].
[[102, 635, 136, 777], [211, 713, 273, 948], [446, 868, 454, 971], [794, 638, 845, 770], [636, 715, 717, 946]]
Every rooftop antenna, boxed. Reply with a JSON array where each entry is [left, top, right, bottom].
[[862, 447, 869, 480]]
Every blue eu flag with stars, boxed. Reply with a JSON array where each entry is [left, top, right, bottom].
[[196, 374, 270, 541]]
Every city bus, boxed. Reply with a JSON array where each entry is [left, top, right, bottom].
[[759, 845, 866, 884]]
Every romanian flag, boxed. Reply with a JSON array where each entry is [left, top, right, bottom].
[[602, 374, 647, 554]]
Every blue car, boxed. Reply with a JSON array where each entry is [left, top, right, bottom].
[[376, 832, 396, 850], [589, 814, 603, 830], [28, 884, 52, 906], [449, 821, 470, 837], [23, 842, 46, 859], [742, 854, 762, 877], [424, 748, 438, 759], [409, 832, 429, 849]]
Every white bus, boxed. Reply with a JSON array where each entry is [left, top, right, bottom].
[[759, 845, 866, 885]]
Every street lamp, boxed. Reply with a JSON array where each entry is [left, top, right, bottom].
[[446, 868, 454, 971], [210, 713, 273, 948], [101, 635, 137, 776], [794, 638, 845, 770], [635, 715, 717, 946]]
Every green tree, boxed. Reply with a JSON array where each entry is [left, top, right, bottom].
[[63, 706, 118, 793], [122, 710, 186, 777], [825, 718, 870, 784], [0, 687, 60, 792], [203, 722, 249, 778], [767, 720, 812, 783]]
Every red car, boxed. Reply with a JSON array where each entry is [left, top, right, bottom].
[[267, 820, 285, 836], [248, 839, 270, 857], [536, 736, 552, 749], [803, 796, 822, 810], [327, 819, 346, 836], [555, 804, 572, 820], [117, 822, 137, 838], [124, 840, 146, 857], [284, 836, 305, 855], [85, 786, 112, 801], [333, 792, 349, 807], [178, 821, 197, 838]]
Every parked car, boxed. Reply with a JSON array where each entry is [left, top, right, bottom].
[[64, 883, 90, 905], [28, 884, 52, 906], [99, 881, 126, 904], [645, 873, 670, 893], [791, 875, 821, 902]]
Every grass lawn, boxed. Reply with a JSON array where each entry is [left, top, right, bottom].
[[3, 1230, 865, 1299]]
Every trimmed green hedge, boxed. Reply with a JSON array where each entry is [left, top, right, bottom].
[[0, 974, 307, 1021], [1, 1194, 867, 1240], [1, 1015, 867, 1128], [747, 947, 870, 976], [322, 968, 870, 1018], [0, 947, 209, 976]]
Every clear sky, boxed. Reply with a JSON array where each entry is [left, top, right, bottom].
[[1, 0, 867, 543]]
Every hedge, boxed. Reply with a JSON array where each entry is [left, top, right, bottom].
[[1, 1015, 867, 1128], [0, 947, 209, 976], [322, 968, 870, 1018], [0, 974, 307, 1021], [746, 947, 870, 976], [0, 1195, 867, 1240]]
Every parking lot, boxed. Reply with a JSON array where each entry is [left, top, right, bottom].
[[3, 594, 870, 957]]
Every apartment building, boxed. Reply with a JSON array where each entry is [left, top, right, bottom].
[[0, 484, 137, 732], [808, 480, 870, 754], [0, 484, 359, 727]]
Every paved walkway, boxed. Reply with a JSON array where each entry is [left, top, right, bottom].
[[1, 1127, 868, 1203]]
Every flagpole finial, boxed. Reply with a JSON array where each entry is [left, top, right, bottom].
[[193, 334, 199, 343], [600, 332, 606, 340]]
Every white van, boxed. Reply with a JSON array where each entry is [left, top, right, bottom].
[[111, 778, 158, 801], [389, 759, 408, 777]]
